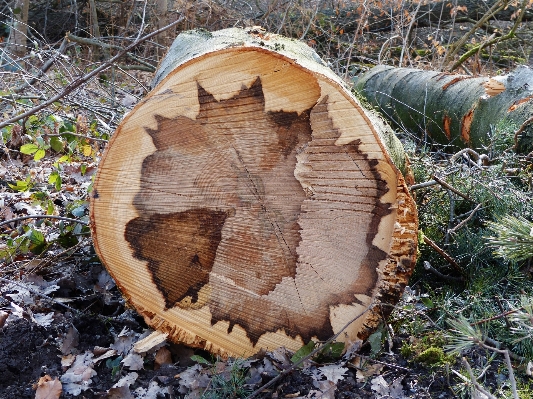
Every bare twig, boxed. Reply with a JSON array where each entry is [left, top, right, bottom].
[[423, 235, 464, 275], [245, 303, 374, 399], [0, 215, 88, 228], [449, 0, 529, 72], [14, 37, 69, 93], [442, 0, 507, 70], [448, 203, 482, 235], [423, 261, 464, 283], [478, 344, 520, 399], [399, 0, 421, 68], [410, 179, 438, 190], [513, 114, 533, 150], [66, 33, 156, 72], [461, 357, 499, 399], [0, 17, 183, 130], [432, 175, 475, 202], [43, 131, 108, 143]]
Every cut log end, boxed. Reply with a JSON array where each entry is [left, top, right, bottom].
[[90, 28, 418, 357]]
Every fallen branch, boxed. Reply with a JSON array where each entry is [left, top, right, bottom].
[[448, 203, 482, 235], [423, 260, 464, 283], [0, 16, 183, 130], [66, 33, 156, 72], [461, 357, 499, 399]]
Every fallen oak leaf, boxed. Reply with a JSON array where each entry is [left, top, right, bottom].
[[34, 375, 62, 399], [154, 346, 172, 370]]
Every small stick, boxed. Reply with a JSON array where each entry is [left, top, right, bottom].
[[432, 175, 475, 202], [352, 353, 411, 372], [494, 296, 512, 329], [448, 203, 482, 235], [410, 180, 437, 191], [470, 309, 520, 326], [513, 115, 533, 150], [461, 357, 498, 399], [0, 215, 88, 228], [13, 37, 69, 93], [423, 236, 464, 275], [43, 131, 108, 143], [423, 261, 464, 283]]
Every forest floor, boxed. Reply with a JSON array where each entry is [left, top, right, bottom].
[[0, 252, 450, 399]]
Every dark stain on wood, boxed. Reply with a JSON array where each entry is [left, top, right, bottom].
[[125, 209, 228, 309], [126, 77, 391, 347]]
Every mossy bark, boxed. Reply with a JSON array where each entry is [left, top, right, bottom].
[[355, 65, 533, 153]]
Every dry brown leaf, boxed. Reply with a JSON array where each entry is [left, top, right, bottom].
[[106, 385, 134, 399], [35, 375, 62, 399], [154, 346, 172, 370], [61, 354, 76, 368], [0, 311, 8, 328]]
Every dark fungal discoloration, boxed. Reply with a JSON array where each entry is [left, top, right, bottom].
[[124, 77, 393, 347], [125, 209, 228, 309]]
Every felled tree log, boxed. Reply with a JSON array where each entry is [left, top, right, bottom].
[[90, 27, 418, 357], [355, 65, 533, 153]]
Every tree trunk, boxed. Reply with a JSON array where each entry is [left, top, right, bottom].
[[355, 65, 533, 154], [90, 28, 418, 357], [325, 0, 533, 33], [11, 0, 29, 57]]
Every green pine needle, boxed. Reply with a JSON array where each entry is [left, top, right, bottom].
[[486, 216, 533, 262]]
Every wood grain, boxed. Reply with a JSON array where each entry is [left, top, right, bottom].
[[90, 28, 418, 356]]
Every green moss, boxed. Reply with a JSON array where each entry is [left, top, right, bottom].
[[400, 342, 413, 358], [415, 347, 447, 366]]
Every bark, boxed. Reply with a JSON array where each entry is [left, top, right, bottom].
[[355, 65, 533, 153], [90, 27, 418, 357], [325, 0, 533, 33]]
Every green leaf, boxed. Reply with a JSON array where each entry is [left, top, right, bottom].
[[20, 143, 38, 155], [57, 232, 78, 248], [36, 136, 46, 147], [190, 355, 211, 365], [29, 229, 45, 244], [34, 148, 46, 161], [48, 171, 62, 190], [46, 201, 55, 215], [368, 329, 383, 357], [291, 340, 315, 364], [50, 136, 64, 152], [420, 297, 435, 309], [8, 179, 31, 192], [316, 342, 345, 361], [71, 205, 87, 217], [28, 230, 47, 255], [80, 163, 87, 175]]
